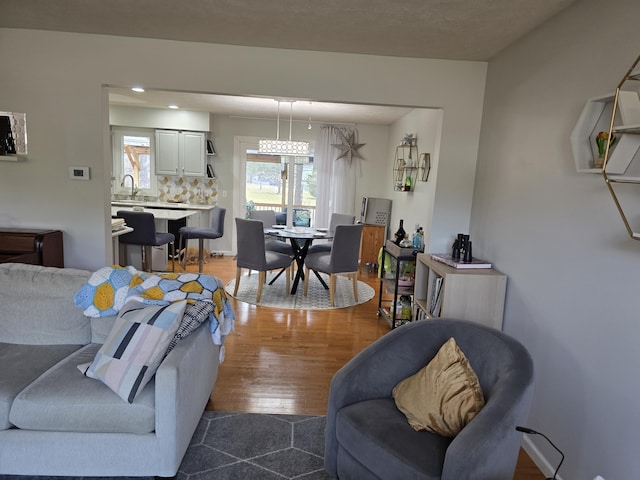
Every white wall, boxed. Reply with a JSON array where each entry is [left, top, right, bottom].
[[472, 0, 640, 478], [0, 29, 486, 269]]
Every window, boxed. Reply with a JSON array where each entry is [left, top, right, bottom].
[[112, 127, 157, 197], [244, 149, 316, 225]]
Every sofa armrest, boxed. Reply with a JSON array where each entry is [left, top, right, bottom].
[[153, 321, 220, 476]]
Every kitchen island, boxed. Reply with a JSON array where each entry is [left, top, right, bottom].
[[111, 206, 201, 271]]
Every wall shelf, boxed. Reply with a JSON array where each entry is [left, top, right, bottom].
[[571, 92, 640, 173], [600, 54, 640, 241], [393, 144, 418, 191]]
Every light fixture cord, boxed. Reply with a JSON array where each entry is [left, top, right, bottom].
[[276, 101, 281, 140], [289, 102, 293, 141]]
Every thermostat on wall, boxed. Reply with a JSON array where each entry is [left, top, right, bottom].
[[69, 166, 90, 180]]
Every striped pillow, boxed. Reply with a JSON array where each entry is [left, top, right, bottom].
[[84, 299, 186, 403]]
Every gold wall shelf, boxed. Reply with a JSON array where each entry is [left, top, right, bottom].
[[601, 54, 640, 241]]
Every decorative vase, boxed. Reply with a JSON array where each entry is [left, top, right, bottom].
[[594, 156, 604, 169]]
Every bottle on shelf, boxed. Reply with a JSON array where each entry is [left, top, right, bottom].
[[404, 176, 413, 191], [412, 224, 423, 249], [394, 219, 406, 245]]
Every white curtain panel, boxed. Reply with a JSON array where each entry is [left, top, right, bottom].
[[314, 126, 361, 228]]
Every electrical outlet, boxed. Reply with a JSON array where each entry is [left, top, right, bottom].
[[222, 190, 227, 198]]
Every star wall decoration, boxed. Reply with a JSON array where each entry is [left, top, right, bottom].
[[332, 129, 365, 166]]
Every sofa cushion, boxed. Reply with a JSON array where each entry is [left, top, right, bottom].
[[392, 337, 485, 437], [0, 342, 82, 430], [83, 299, 186, 403], [0, 263, 92, 345], [9, 343, 155, 434], [337, 398, 452, 480]]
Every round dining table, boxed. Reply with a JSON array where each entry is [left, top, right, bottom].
[[264, 226, 333, 294]]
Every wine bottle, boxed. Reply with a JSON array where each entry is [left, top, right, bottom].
[[394, 219, 406, 245]]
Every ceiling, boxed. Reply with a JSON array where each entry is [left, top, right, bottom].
[[0, 0, 576, 61], [2, 0, 577, 125]]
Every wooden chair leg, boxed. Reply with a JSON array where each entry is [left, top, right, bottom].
[[285, 266, 290, 294], [234, 267, 241, 296], [257, 271, 266, 302], [329, 274, 336, 306], [352, 271, 358, 302], [304, 266, 310, 296], [170, 242, 176, 272]]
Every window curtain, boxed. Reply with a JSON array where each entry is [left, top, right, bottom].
[[314, 125, 361, 228]]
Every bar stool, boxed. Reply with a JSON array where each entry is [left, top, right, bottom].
[[116, 210, 175, 272], [178, 205, 226, 272]]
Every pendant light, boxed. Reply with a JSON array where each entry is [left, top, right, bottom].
[[258, 100, 310, 155]]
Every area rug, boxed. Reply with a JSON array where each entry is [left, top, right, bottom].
[[0, 413, 333, 480], [225, 271, 375, 309]]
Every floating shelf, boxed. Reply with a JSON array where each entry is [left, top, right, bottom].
[[571, 92, 640, 173]]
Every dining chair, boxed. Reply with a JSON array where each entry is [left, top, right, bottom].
[[304, 223, 363, 306], [248, 210, 294, 256], [307, 213, 356, 255], [116, 210, 175, 272], [234, 218, 292, 302], [177, 205, 226, 272]]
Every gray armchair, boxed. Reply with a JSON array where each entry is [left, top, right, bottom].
[[304, 223, 363, 306], [234, 218, 292, 302], [324, 319, 534, 480]]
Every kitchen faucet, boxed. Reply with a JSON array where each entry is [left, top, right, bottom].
[[121, 174, 138, 200]]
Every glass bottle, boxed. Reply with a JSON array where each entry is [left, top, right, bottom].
[[412, 224, 421, 248], [394, 219, 406, 245]]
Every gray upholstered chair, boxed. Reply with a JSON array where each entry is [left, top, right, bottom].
[[324, 319, 535, 480], [116, 210, 175, 272], [248, 210, 294, 256], [304, 223, 363, 306], [178, 205, 226, 272], [307, 212, 356, 255], [234, 218, 292, 302]]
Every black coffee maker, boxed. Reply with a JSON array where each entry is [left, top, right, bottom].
[[0, 116, 16, 155]]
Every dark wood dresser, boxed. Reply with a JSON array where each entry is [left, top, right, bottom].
[[0, 228, 64, 267]]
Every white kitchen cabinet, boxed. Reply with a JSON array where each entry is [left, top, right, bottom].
[[155, 130, 206, 177]]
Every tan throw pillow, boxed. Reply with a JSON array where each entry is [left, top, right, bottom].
[[392, 337, 485, 437]]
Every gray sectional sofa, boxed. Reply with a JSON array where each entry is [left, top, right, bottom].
[[0, 263, 220, 477]]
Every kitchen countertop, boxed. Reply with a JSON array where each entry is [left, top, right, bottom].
[[111, 200, 214, 211], [111, 206, 199, 220]]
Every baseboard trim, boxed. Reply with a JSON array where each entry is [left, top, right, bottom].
[[521, 436, 565, 480]]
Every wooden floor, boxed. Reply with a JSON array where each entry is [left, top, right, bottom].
[[187, 255, 543, 479]]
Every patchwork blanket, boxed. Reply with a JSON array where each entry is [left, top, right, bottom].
[[74, 266, 235, 347]]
